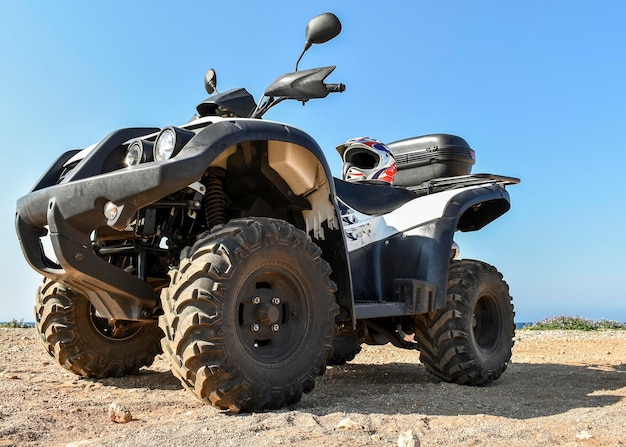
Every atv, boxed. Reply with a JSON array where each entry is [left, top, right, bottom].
[[15, 13, 519, 412]]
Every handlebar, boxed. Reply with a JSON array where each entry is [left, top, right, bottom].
[[326, 83, 346, 93]]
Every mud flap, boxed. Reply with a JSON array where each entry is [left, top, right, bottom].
[[393, 278, 437, 314]]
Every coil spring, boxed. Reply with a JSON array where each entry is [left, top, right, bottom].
[[203, 169, 227, 230]]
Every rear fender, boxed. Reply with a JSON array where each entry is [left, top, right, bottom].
[[446, 186, 512, 232], [396, 184, 512, 312]]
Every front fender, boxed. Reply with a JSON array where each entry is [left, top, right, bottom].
[[17, 119, 356, 323], [183, 119, 334, 179], [182, 119, 354, 323]]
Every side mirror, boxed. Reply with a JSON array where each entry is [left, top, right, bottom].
[[296, 12, 342, 71], [204, 69, 218, 95], [305, 12, 342, 45]]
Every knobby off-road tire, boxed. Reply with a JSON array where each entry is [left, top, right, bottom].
[[414, 259, 515, 385], [159, 218, 338, 413], [35, 279, 164, 378], [327, 333, 362, 365]]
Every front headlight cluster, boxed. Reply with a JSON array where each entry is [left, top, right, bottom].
[[125, 126, 195, 167]]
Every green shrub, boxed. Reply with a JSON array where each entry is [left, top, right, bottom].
[[525, 316, 626, 331], [0, 319, 33, 328]]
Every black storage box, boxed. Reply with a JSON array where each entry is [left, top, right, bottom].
[[387, 134, 476, 187]]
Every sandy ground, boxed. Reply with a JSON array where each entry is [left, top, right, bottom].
[[1, 328, 625, 447]]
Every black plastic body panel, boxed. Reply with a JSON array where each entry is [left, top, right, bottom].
[[350, 217, 454, 316], [264, 66, 335, 100], [61, 128, 160, 183], [387, 134, 476, 187], [350, 182, 512, 319], [196, 88, 257, 118], [31, 149, 82, 191]]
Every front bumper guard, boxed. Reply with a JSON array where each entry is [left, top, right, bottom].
[[16, 199, 157, 321]]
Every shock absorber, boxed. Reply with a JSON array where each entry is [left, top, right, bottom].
[[203, 167, 227, 230]]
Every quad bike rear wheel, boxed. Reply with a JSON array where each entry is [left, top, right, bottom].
[[414, 259, 514, 385], [35, 279, 163, 378], [159, 218, 338, 412]]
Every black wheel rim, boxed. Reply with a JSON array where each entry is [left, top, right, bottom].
[[472, 293, 501, 353], [88, 303, 143, 341], [236, 264, 310, 365]]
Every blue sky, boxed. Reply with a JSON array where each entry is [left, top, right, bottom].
[[2, 1, 625, 323]]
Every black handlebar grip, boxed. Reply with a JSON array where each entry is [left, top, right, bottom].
[[326, 83, 346, 93]]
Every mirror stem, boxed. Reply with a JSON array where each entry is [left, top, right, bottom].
[[295, 42, 312, 71]]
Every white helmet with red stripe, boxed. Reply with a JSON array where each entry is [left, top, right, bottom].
[[336, 137, 397, 184]]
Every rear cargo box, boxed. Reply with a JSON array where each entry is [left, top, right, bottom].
[[387, 134, 475, 187]]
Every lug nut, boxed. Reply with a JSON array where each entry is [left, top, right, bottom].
[[271, 324, 280, 332], [271, 297, 281, 305], [251, 297, 261, 304], [250, 323, 260, 332]]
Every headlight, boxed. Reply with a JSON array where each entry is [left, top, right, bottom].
[[124, 139, 154, 167], [154, 127, 194, 161], [125, 141, 143, 167], [154, 128, 175, 161]]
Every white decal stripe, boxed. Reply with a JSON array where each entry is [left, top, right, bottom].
[[342, 184, 487, 252]]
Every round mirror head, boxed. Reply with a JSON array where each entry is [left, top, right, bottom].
[[305, 12, 342, 45], [204, 68, 217, 94]]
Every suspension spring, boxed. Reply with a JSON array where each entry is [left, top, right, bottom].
[[203, 167, 227, 230]]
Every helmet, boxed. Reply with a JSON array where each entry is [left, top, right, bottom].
[[337, 137, 397, 184]]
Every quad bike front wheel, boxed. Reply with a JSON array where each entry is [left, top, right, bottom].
[[159, 218, 338, 412], [35, 279, 163, 378], [414, 259, 515, 385]]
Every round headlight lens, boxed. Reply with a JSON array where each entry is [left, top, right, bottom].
[[154, 128, 176, 161], [125, 141, 143, 167], [153, 127, 194, 162]]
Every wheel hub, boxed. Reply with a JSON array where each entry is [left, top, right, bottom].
[[473, 294, 501, 352], [246, 290, 284, 330], [257, 303, 281, 326], [235, 266, 310, 364]]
